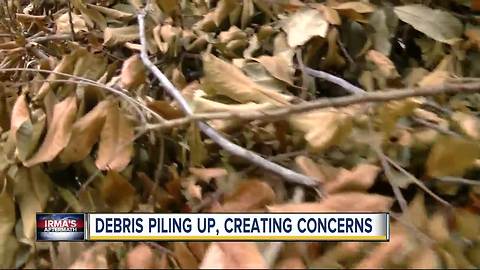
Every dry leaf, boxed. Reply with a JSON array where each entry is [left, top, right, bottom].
[[0, 191, 18, 268], [104, 25, 139, 47], [200, 242, 267, 269], [120, 54, 147, 89], [354, 225, 408, 268], [394, 5, 462, 44], [9, 94, 30, 140], [95, 104, 134, 171], [221, 180, 275, 212], [253, 55, 294, 85], [283, 8, 329, 47], [174, 242, 199, 269], [100, 171, 136, 212], [426, 135, 480, 177], [332, 1, 376, 13], [60, 100, 112, 164], [451, 111, 480, 140], [289, 109, 352, 152], [69, 244, 108, 269], [147, 100, 184, 120], [24, 96, 77, 167], [367, 50, 399, 79], [276, 257, 306, 269], [295, 156, 326, 183], [189, 167, 227, 182], [202, 53, 291, 105], [56, 13, 88, 33], [215, 0, 238, 26], [268, 192, 393, 212], [325, 164, 380, 193], [311, 4, 341, 25], [14, 166, 53, 240], [126, 244, 156, 269]]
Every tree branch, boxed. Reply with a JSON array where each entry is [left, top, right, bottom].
[[147, 81, 480, 130], [137, 11, 320, 188]]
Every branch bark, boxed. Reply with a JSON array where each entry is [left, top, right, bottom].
[[148, 81, 480, 130], [137, 11, 320, 188]]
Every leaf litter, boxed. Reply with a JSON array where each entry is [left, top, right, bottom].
[[0, 0, 479, 268]]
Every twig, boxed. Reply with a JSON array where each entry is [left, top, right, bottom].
[[371, 129, 409, 213], [137, 11, 320, 188], [437, 176, 480, 186], [384, 155, 452, 208], [67, 1, 75, 41], [146, 81, 480, 130], [296, 51, 364, 94], [412, 117, 460, 137], [28, 33, 72, 43]]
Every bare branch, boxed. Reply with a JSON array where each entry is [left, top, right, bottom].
[[147, 81, 480, 130], [296, 50, 365, 94], [137, 11, 320, 188]]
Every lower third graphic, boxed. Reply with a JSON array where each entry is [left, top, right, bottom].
[[36, 213, 85, 241]]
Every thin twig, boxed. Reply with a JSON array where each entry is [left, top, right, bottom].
[[28, 33, 72, 43], [437, 176, 480, 186], [67, 1, 75, 41], [137, 11, 320, 188], [412, 117, 460, 137], [146, 81, 480, 130], [384, 155, 452, 208], [296, 51, 364, 94]]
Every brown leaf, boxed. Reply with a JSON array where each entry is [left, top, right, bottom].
[[221, 180, 275, 212], [60, 100, 112, 164], [214, 0, 238, 26], [426, 135, 480, 177], [189, 167, 228, 182], [451, 111, 480, 140], [9, 94, 30, 139], [56, 13, 88, 33], [253, 55, 293, 85], [283, 8, 329, 47], [276, 257, 306, 269], [289, 109, 353, 152], [325, 164, 380, 193], [35, 49, 83, 101], [95, 104, 134, 171], [103, 25, 139, 47], [69, 243, 108, 269], [268, 192, 393, 212], [366, 50, 399, 79], [120, 54, 146, 89], [24, 96, 77, 167], [202, 53, 292, 106], [295, 156, 326, 183], [147, 100, 184, 120], [332, 1, 376, 13], [126, 244, 156, 269], [0, 191, 18, 268], [14, 166, 53, 240], [354, 225, 407, 269], [100, 171, 136, 212], [174, 242, 199, 269], [200, 242, 267, 269]]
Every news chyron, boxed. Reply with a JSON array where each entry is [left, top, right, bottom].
[[36, 213, 390, 242], [36, 213, 85, 241]]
